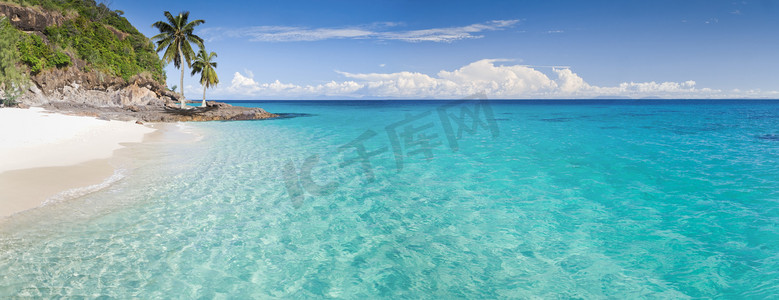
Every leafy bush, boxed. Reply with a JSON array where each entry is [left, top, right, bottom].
[[49, 51, 71, 67], [44, 16, 164, 82], [17, 33, 71, 73], [0, 17, 27, 105]]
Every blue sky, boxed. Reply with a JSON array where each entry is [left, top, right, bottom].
[[116, 0, 779, 99]]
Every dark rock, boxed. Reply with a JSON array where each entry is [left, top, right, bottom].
[[0, 2, 67, 32], [19, 67, 180, 108], [206, 101, 231, 108], [41, 102, 278, 123]]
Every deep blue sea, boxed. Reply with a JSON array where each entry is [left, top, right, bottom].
[[1, 100, 779, 298]]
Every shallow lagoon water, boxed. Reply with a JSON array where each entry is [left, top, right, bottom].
[[1, 100, 778, 298]]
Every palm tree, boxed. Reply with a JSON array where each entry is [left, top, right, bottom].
[[151, 11, 204, 109], [191, 48, 219, 107]]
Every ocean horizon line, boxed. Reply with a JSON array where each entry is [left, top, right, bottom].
[[218, 98, 779, 103], [216, 98, 779, 102]]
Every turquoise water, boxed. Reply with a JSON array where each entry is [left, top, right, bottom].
[[1, 100, 778, 298]]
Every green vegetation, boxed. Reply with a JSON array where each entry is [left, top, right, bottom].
[[46, 15, 164, 81], [1, 0, 166, 83], [191, 48, 219, 107], [17, 33, 70, 73], [152, 11, 204, 108], [0, 17, 27, 106]]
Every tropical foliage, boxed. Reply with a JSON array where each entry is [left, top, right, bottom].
[[17, 33, 70, 73], [1, 0, 165, 83], [191, 48, 218, 107], [152, 11, 204, 108], [0, 17, 27, 106], [46, 16, 164, 81]]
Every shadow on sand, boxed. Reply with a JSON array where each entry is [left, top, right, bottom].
[[162, 106, 218, 116]]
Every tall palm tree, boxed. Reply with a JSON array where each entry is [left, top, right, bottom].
[[191, 48, 219, 107], [151, 11, 204, 109]]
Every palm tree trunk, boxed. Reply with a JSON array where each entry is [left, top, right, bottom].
[[201, 85, 206, 107], [179, 45, 186, 109]]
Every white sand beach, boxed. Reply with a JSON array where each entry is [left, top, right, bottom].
[[0, 107, 156, 217]]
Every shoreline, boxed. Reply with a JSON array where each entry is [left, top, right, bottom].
[[0, 107, 165, 218]]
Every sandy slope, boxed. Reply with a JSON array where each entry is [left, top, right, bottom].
[[0, 107, 154, 173], [0, 107, 156, 217]]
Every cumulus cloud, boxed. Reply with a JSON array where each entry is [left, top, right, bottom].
[[218, 59, 772, 99], [227, 72, 361, 97], [200, 20, 518, 43]]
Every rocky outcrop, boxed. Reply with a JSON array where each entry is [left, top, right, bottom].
[[0, 2, 66, 32], [20, 71, 280, 122], [29, 65, 125, 94], [12, 48, 280, 123], [20, 64, 181, 108], [43, 101, 278, 123], [23, 83, 169, 107]]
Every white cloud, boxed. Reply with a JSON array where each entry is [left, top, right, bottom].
[[217, 59, 775, 99], [226, 72, 362, 97], [553, 68, 588, 94], [380, 20, 519, 42], [200, 20, 519, 43], [435, 59, 558, 97], [211, 26, 375, 42]]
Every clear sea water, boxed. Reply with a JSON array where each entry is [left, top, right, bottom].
[[1, 100, 779, 298]]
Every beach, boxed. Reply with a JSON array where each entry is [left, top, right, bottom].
[[0, 107, 156, 218], [2, 0, 777, 296]]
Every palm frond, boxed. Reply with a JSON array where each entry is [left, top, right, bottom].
[[191, 48, 219, 88], [151, 21, 172, 33], [164, 11, 176, 23], [184, 19, 205, 30], [178, 11, 190, 26], [186, 35, 205, 49]]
